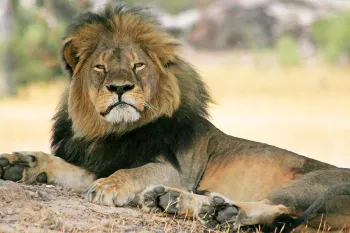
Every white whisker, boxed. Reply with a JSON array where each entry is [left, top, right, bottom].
[[144, 102, 157, 115]]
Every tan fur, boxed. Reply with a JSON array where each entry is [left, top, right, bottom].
[[199, 155, 301, 201]]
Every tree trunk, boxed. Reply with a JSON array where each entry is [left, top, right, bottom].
[[0, 0, 17, 96]]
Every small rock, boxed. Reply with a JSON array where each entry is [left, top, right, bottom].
[[37, 190, 47, 198], [26, 190, 39, 198], [32, 205, 42, 211]]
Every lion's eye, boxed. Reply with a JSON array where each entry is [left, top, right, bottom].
[[94, 65, 105, 72], [133, 62, 145, 71]]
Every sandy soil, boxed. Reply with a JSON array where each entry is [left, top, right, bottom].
[[0, 51, 350, 232]]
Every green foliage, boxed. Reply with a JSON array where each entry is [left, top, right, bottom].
[[312, 11, 350, 63], [159, 0, 193, 14], [4, 0, 193, 89], [275, 36, 301, 67], [123, 0, 193, 14], [3, 0, 86, 87]]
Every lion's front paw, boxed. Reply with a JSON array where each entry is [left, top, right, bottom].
[[136, 185, 182, 214], [197, 194, 239, 229], [84, 177, 135, 207], [0, 152, 48, 183]]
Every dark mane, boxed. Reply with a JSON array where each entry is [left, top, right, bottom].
[[52, 4, 212, 178], [66, 3, 156, 36]]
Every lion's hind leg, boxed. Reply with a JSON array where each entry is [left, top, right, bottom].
[[0, 151, 95, 191], [267, 169, 350, 232]]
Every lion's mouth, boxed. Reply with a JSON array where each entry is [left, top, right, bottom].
[[100, 102, 140, 117]]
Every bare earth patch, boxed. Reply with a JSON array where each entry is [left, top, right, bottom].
[[0, 180, 208, 233]]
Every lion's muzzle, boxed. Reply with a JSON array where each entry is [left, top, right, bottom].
[[100, 101, 140, 117]]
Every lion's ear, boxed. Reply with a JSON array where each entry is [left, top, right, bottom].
[[62, 39, 79, 76]]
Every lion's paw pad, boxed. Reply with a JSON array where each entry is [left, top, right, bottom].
[[0, 152, 47, 183], [198, 195, 239, 228], [142, 185, 181, 214], [0, 153, 30, 182]]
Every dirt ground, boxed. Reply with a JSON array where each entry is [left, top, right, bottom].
[[0, 180, 210, 233], [0, 51, 350, 232]]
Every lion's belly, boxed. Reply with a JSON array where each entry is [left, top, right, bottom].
[[198, 155, 299, 201], [198, 133, 336, 201]]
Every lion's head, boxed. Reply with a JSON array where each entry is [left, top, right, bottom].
[[60, 4, 211, 139]]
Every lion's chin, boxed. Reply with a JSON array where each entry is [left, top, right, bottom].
[[104, 105, 141, 124]]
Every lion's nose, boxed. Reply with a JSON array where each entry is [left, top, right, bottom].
[[106, 84, 135, 96]]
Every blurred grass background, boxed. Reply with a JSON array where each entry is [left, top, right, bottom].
[[0, 0, 350, 167]]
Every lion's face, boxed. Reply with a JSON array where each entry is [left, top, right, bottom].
[[60, 6, 194, 137], [85, 43, 156, 124]]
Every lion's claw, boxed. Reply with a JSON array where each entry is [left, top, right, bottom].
[[84, 177, 134, 207]]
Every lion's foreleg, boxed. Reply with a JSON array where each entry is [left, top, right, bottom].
[[0, 151, 95, 191], [84, 161, 181, 207]]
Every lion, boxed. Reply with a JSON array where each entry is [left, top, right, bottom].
[[1, 4, 349, 232]]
